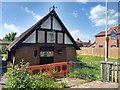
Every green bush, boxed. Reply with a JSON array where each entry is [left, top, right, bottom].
[[32, 73, 57, 88], [5, 65, 33, 89], [60, 81, 69, 88], [5, 61, 68, 89]]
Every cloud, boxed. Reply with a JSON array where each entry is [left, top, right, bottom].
[[4, 23, 20, 32], [24, 7, 42, 21], [72, 11, 78, 18], [70, 29, 90, 41], [89, 5, 118, 26], [76, 0, 89, 3], [3, 23, 23, 37]]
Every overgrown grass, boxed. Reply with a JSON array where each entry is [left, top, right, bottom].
[[68, 54, 118, 81]]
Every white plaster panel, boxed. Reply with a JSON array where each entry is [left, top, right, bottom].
[[23, 31, 36, 43], [64, 33, 73, 44], [53, 16, 62, 30], [41, 17, 51, 29]]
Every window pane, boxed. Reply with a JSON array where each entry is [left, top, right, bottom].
[[111, 45, 116, 48], [34, 50, 37, 57], [111, 30, 116, 40], [47, 31, 56, 43], [99, 45, 103, 48], [38, 31, 45, 43], [58, 33, 63, 44]]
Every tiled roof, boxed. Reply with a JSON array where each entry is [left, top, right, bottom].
[[95, 26, 120, 37]]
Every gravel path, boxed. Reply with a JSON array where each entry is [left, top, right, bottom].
[[0, 74, 6, 90]]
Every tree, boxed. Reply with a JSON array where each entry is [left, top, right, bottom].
[[3, 32, 17, 41], [1, 32, 17, 54]]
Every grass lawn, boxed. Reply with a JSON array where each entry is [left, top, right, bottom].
[[77, 54, 119, 62], [68, 54, 118, 81]]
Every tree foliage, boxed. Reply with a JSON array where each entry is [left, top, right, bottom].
[[3, 32, 17, 41], [1, 32, 17, 54]]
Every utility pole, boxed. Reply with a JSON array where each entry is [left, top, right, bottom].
[[105, 0, 108, 62]]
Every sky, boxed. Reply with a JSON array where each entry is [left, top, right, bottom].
[[0, 1, 120, 43]]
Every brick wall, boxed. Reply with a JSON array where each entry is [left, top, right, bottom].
[[15, 45, 40, 66], [54, 46, 66, 63], [66, 46, 76, 62], [94, 35, 120, 48], [13, 45, 76, 65], [94, 26, 120, 48]]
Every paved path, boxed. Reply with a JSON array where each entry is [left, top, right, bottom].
[[0, 74, 6, 90], [71, 81, 118, 88], [59, 77, 118, 88]]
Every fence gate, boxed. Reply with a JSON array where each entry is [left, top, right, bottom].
[[101, 61, 120, 82]]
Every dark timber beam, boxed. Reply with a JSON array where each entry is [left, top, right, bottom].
[[36, 29, 38, 43]]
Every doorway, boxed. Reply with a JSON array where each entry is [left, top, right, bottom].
[[40, 47, 54, 65]]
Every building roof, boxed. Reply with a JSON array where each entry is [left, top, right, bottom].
[[76, 38, 91, 47], [95, 26, 120, 37], [0, 41, 11, 45], [0, 39, 11, 45], [7, 9, 80, 51]]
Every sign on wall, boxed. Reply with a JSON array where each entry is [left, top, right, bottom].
[[40, 51, 53, 57]]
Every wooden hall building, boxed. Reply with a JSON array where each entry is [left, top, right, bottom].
[[7, 8, 80, 66]]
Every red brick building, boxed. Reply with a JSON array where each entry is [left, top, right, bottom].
[[7, 8, 80, 66], [92, 26, 120, 48]]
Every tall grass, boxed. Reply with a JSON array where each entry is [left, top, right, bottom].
[[68, 54, 118, 81]]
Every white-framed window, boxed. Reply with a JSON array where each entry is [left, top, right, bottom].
[[111, 30, 116, 40]]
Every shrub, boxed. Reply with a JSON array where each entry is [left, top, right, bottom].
[[5, 61, 68, 89], [5, 64, 33, 89], [60, 81, 69, 88], [32, 73, 57, 88]]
